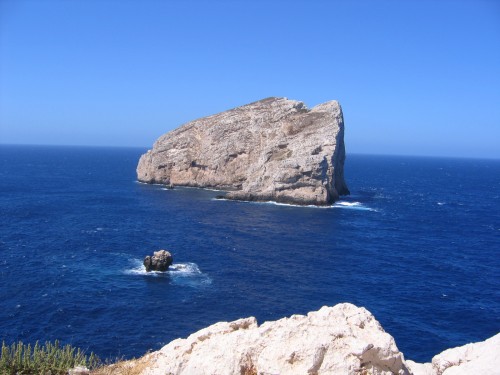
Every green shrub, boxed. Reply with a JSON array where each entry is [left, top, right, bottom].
[[0, 340, 100, 374]]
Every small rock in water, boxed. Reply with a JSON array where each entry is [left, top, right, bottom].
[[144, 250, 173, 272]]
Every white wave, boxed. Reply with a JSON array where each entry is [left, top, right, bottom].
[[333, 201, 377, 212], [170, 262, 204, 275], [202, 187, 226, 192], [213, 198, 334, 209], [335, 201, 361, 207], [125, 260, 211, 286], [437, 202, 445, 206], [255, 200, 335, 209]]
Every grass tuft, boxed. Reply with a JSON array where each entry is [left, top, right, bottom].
[[0, 340, 100, 375]]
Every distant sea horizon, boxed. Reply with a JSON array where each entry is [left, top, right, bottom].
[[1, 142, 499, 161], [0, 144, 499, 363]]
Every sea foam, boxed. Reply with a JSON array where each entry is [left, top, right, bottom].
[[333, 201, 377, 211], [214, 197, 377, 211], [125, 260, 212, 286], [214, 198, 334, 209]]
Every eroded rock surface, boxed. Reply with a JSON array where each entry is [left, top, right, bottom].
[[137, 97, 349, 205], [138, 303, 410, 375], [104, 303, 499, 375]]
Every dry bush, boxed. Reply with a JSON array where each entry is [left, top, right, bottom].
[[91, 356, 150, 375]]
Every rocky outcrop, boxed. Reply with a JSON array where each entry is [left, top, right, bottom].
[[143, 250, 173, 272], [109, 304, 499, 375], [135, 303, 410, 375], [406, 333, 500, 375], [137, 97, 349, 206]]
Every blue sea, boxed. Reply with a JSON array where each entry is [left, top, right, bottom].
[[0, 145, 499, 363]]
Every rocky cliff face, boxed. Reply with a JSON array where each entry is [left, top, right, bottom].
[[106, 303, 499, 375], [137, 97, 349, 205]]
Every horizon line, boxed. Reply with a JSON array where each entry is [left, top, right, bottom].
[[1, 142, 499, 161]]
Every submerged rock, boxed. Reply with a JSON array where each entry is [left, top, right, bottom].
[[137, 97, 349, 206], [143, 250, 173, 272]]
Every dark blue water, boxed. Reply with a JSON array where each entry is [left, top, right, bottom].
[[0, 145, 499, 363]]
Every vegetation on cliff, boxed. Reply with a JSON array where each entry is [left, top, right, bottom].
[[0, 340, 100, 375]]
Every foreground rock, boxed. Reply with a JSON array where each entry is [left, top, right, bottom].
[[136, 304, 409, 374], [110, 303, 499, 375], [406, 333, 500, 375], [137, 97, 349, 206], [68, 366, 89, 375], [143, 250, 173, 272]]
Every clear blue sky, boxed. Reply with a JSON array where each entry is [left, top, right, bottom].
[[1, 0, 499, 158]]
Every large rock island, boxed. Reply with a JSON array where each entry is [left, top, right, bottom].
[[137, 97, 349, 205]]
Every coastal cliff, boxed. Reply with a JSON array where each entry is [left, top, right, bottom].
[[137, 97, 349, 205], [101, 303, 499, 375]]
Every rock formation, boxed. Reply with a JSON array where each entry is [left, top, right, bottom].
[[143, 250, 173, 272], [406, 333, 500, 375], [107, 303, 499, 375], [136, 303, 408, 375], [137, 97, 349, 206]]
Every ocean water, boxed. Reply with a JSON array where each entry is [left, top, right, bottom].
[[0, 145, 499, 363]]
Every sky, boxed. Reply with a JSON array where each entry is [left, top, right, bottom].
[[0, 0, 499, 158]]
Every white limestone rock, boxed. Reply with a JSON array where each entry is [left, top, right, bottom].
[[138, 303, 410, 375], [405, 333, 500, 375], [431, 332, 499, 375], [137, 97, 349, 206], [103, 304, 499, 375]]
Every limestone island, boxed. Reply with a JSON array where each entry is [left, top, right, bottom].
[[137, 97, 350, 206]]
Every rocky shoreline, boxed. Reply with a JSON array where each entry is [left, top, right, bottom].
[[100, 303, 498, 375], [137, 97, 349, 206]]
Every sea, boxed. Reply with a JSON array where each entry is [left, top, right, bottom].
[[0, 145, 499, 363]]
